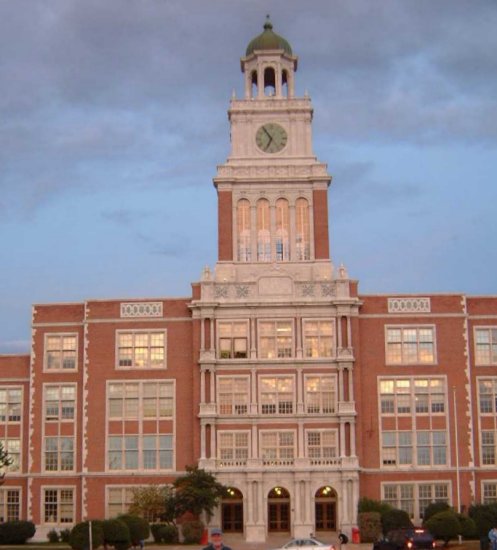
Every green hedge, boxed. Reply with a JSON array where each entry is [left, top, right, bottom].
[[0, 520, 36, 544]]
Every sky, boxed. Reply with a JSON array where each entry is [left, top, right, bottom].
[[1, 0, 496, 354]]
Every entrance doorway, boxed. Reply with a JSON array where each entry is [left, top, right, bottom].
[[222, 488, 243, 533], [268, 487, 290, 532], [315, 486, 337, 531]]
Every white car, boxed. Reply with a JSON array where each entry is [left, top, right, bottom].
[[273, 537, 336, 550]]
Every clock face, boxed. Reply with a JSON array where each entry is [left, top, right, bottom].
[[255, 123, 288, 153]]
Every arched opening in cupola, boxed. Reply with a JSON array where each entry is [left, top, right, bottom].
[[264, 67, 276, 96]]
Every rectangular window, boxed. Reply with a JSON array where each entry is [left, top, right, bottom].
[[44, 385, 76, 421], [381, 431, 446, 467], [107, 486, 135, 518], [306, 430, 338, 464], [303, 320, 334, 358], [483, 483, 497, 504], [383, 483, 449, 522], [218, 431, 249, 466], [217, 377, 249, 415], [305, 376, 336, 414], [380, 378, 446, 416], [475, 328, 497, 365], [479, 379, 497, 414], [108, 435, 173, 471], [0, 387, 22, 423], [2, 439, 20, 472], [482, 431, 496, 465], [44, 437, 74, 472], [260, 431, 295, 466], [258, 320, 293, 359], [108, 381, 173, 419], [260, 377, 294, 415], [0, 489, 20, 522], [386, 326, 435, 365], [45, 334, 77, 370], [117, 331, 166, 369], [218, 321, 248, 359], [44, 488, 74, 524]]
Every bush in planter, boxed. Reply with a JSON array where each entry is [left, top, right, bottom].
[[47, 529, 60, 543], [0, 520, 36, 544], [181, 519, 204, 544], [358, 511, 382, 543], [102, 518, 131, 550], [117, 514, 150, 546], [151, 523, 179, 544], [69, 520, 104, 550]]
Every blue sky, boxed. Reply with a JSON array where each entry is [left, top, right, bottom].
[[1, 0, 496, 354]]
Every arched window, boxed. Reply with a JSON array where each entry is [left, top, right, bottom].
[[282, 69, 289, 98], [296, 198, 310, 260], [275, 199, 289, 261], [237, 199, 251, 262], [257, 199, 271, 262], [264, 67, 276, 96], [250, 70, 258, 98]]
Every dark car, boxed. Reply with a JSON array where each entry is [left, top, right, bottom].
[[373, 528, 436, 550]]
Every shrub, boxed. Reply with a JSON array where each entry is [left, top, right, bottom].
[[102, 518, 131, 550], [181, 519, 204, 544], [0, 520, 36, 544], [151, 523, 179, 543], [457, 514, 477, 539], [358, 511, 382, 543], [69, 520, 104, 550], [358, 497, 393, 517], [423, 502, 451, 523], [469, 504, 497, 537], [425, 510, 461, 546], [381, 508, 413, 535], [47, 529, 60, 543], [118, 514, 150, 545], [60, 528, 72, 543]]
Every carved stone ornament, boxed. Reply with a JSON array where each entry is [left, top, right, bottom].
[[321, 284, 335, 297], [302, 284, 315, 297], [120, 302, 163, 318], [388, 297, 431, 313], [214, 285, 229, 299], [235, 285, 250, 299]]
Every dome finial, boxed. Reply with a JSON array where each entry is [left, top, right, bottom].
[[264, 14, 273, 30]]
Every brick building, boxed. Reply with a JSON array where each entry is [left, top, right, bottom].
[[0, 19, 496, 542]]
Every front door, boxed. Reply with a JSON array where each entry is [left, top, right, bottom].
[[315, 501, 336, 530], [222, 502, 243, 532], [268, 502, 290, 532]]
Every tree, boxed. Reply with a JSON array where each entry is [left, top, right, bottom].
[[425, 510, 461, 547], [129, 485, 172, 523], [0, 442, 13, 486], [173, 465, 227, 523], [423, 502, 451, 523]]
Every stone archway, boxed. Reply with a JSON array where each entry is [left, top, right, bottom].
[[268, 486, 291, 532], [315, 486, 337, 531], [222, 487, 244, 533]]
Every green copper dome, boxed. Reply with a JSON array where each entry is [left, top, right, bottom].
[[246, 16, 293, 56]]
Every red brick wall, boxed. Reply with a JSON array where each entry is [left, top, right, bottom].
[[312, 189, 330, 259], [218, 190, 233, 261]]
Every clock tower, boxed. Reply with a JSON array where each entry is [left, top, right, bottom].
[[192, 18, 360, 542]]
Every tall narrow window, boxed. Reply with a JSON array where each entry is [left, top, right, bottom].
[[257, 199, 271, 261], [275, 199, 289, 261], [296, 198, 310, 260], [237, 199, 251, 262]]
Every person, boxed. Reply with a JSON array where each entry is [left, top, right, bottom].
[[202, 528, 232, 550], [488, 527, 497, 550]]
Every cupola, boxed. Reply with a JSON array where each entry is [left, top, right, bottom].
[[241, 16, 298, 99]]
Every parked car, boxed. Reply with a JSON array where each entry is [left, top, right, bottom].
[[373, 528, 436, 550], [272, 537, 336, 550]]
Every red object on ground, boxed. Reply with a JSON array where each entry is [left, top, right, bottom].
[[351, 527, 360, 544], [200, 529, 208, 545]]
